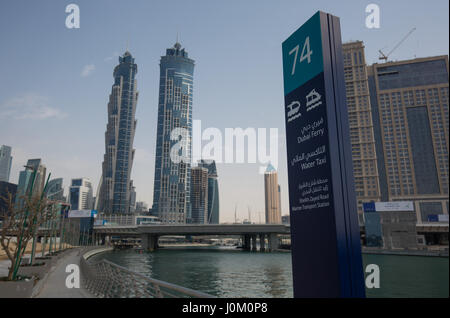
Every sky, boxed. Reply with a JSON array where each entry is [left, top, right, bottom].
[[0, 0, 448, 223]]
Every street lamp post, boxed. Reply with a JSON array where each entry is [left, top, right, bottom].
[[12, 166, 38, 280], [30, 173, 51, 265], [59, 207, 66, 251], [52, 205, 58, 253], [48, 204, 56, 254]]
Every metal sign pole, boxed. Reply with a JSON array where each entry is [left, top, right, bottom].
[[282, 11, 365, 297]]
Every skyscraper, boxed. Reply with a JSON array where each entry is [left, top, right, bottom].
[[367, 55, 449, 223], [46, 177, 65, 202], [152, 42, 195, 224], [15, 159, 46, 206], [69, 178, 93, 210], [98, 50, 138, 213], [0, 145, 13, 182], [191, 166, 208, 224], [198, 159, 220, 224], [16, 169, 33, 202], [26, 159, 47, 194], [342, 42, 382, 223], [264, 163, 281, 224]]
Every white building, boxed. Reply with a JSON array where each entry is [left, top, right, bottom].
[[69, 178, 94, 210]]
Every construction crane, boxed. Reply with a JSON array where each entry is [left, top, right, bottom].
[[379, 27, 416, 62]]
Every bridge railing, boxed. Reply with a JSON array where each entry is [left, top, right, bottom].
[[80, 256, 214, 298]]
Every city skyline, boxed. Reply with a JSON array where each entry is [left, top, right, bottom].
[[1, 1, 449, 223]]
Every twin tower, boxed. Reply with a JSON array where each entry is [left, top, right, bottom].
[[97, 42, 217, 224]]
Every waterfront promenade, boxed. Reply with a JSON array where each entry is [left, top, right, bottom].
[[32, 246, 211, 298], [33, 248, 94, 298]]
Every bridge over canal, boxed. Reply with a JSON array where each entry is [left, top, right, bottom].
[[92, 224, 291, 252]]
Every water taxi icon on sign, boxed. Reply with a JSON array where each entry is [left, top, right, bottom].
[[306, 89, 322, 111], [287, 101, 302, 122]]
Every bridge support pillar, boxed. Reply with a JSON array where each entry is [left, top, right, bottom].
[[259, 234, 266, 252], [268, 234, 280, 252], [141, 234, 159, 252], [251, 235, 257, 252], [242, 235, 251, 251]]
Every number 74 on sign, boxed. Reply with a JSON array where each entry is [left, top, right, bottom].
[[289, 36, 313, 75]]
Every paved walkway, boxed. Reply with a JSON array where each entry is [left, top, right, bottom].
[[33, 248, 94, 298]]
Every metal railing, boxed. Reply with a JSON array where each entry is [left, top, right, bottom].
[[80, 255, 214, 298]]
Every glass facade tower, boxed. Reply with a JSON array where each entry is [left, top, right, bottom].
[[152, 42, 195, 224], [191, 166, 208, 224], [99, 51, 138, 213], [198, 159, 220, 224], [46, 177, 65, 201], [15, 158, 46, 207]]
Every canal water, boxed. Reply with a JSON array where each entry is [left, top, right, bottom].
[[89, 247, 449, 298]]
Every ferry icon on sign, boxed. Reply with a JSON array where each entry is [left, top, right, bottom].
[[306, 89, 322, 111], [287, 101, 302, 122]]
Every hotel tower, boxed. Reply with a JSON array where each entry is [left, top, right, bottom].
[[152, 42, 195, 223], [98, 51, 138, 213]]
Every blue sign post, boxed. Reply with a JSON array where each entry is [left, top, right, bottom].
[[282, 11, 365, 297]]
